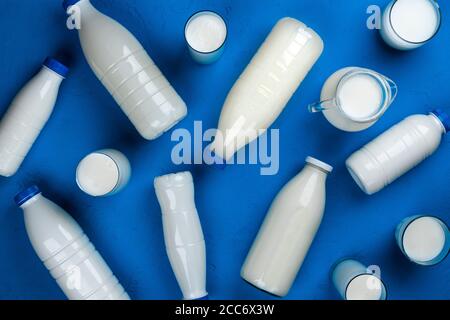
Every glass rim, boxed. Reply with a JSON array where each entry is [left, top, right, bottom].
[[388, 0, 442, 45], [399, 215, 449, 266], [184, 10, 228, 54], [344, 273, 388, 300], [335, 68, 392, 124], [76, 151, 121, 196]]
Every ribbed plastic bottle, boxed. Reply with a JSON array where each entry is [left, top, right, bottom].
[[63, 0, 187, 140], [0, 58, 68, 177], [154, 171, 207, 300], [241, 157, 332, 297], [16, 186, 130, 300], [346, 110, 449, 195], [210, 17, 323, 160]]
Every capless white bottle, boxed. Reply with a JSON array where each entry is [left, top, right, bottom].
[[63, 0, 187, 140], [16, 186, 130, 300], [211, 18, 323, 161], [154, 172, 207, 300], [241, 157, 332, 297], [0, 58, 68, 177], [346, 110, 449, 195]]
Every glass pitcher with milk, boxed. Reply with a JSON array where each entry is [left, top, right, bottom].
[[309, 67, 398, 132]]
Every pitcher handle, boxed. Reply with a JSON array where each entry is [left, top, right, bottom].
[[308, 98, 337, 113]]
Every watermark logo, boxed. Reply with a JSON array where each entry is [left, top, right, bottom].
[[367, 5, 382, 30], [66, 5, 81, 30], [170, 121, 280, 176]]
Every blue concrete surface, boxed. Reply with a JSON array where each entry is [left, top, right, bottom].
[[0, 0, 448, 300]]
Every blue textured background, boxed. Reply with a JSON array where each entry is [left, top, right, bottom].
[[0, 0, 449, 300]]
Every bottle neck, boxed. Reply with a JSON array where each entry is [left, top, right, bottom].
[[76, 0, 98, 19], [304, 163, 330, 180], [429, 113, 447, 135], [40, 66, 64, 84], [20, 194, 43, 210]]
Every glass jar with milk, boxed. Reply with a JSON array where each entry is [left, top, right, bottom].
[[309, 67, 397, 132], [380, 0, 441, 51]]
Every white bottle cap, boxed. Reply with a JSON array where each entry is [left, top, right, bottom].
[[306, 157, 333, 173], [76, 152, 120, 197]]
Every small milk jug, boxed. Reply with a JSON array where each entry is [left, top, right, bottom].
[[16, 186, 130, 300], [241, 157, 332, 297], [211, 17, 323, 161], [346, 110, 449, 195], [309, 67, 397, 132], [154, 172, 208, 300], [63, 0, 187, 140], [0, 58, 68, 177]]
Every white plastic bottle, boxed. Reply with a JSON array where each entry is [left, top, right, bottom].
[[0, 58, 68, 177], [154, 171, 207, 300], [64, 0, 187, 140], [210, 18, 323, 161], [16, 186, 130, 300], [346, 110, 449, 195], [241, 157, 332, 297]]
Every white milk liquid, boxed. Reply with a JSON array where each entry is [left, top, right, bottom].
[[391, 0, 440, 43], [186, 13, 227, 53], [338, 73, 383, 120], [346, 275, 384, 300], [403, 217, 446, 262], [76, 153, 119, 196]]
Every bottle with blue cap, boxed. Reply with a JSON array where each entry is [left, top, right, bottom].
[[0, 57, 68, 177], [15, 185, 130, 300], [346, 109, 450, 195], [63, 0, 187, 140]]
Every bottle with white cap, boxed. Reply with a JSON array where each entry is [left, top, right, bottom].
[[0, 58, 68, 177], [332, 259, 387, 300], [154, 171, 207, 300], [76, 149, 131, 197], [63, 0, 187, 140], [241, 157, 332, 297], [15, 186, 130, 300], [346, 109, 449, 195]]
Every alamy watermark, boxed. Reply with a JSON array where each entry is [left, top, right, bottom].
[[66, 5, 81, 30], [170, 122, 280, 176], [367, 5, 382, 30]]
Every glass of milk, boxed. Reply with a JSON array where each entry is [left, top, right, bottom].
[[380, 0, 441, 50], [76, 149, 131, 197], [396, 216, 449, 266], [332, 259, 387, 300], [309, 67, 397, 132], [185, 11, 227, 64]]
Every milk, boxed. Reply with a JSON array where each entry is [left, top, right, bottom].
[[312, 67, 397, 132], [16, 186, 130, 300], [346, 275, 385, 300], [380, 0, 441, 50], [211, 18, 323, 161], [0, 58, 67, 177], [64, 0, 187, 140], [332, 259, 386, 300], [76, 149, 131, 197], [396, 216, 449, 265], [346, 110, 449, 195], [154, 172, 207, 300], [241, 157, 332, 297], [338, 74, 383, 120], [185, 11, 227, 64]]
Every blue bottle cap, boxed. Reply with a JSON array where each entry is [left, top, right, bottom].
[[63, 0, 82, 11], [14, 185, 41, 207], [43, 57, 69, 78], [431, 109, 450, 133]]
